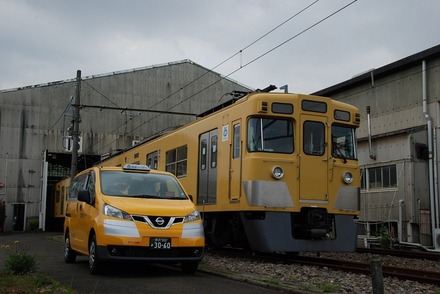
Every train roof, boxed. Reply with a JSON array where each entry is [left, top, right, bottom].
[[197, 85, 277, 118]]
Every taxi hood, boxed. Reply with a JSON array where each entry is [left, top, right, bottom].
[[102, 195, 196, 216]]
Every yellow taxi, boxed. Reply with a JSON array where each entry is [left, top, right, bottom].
[[63, 164, 204, 274]]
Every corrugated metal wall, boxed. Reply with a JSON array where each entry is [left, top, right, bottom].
[[0, 60, 251, 231]]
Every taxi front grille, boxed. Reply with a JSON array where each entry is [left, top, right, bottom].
[[132, 215, 184, 229]]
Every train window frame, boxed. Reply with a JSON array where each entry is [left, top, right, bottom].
[[247, 117, 294, 154], [272, 103, 293, 114], [331, 124, 357, 160], [211, 135, 218, 168], [233, 123, 241, 159], [165, 145, 188, 178], [303, 121, 325, 156], [146, 151, 158, 170], [200, 139, 207, 170], [302, 100, 327, 113], [334, 110, 350, 122]]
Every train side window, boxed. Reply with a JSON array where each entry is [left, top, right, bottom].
[[200, 139, 207, 170], [247, 117, 293, 153], [331, 125, 357, 160], [303, 121, 325, 156], [233, 124, 240, 159], [147, 151, 158, 170], [211, 135, 217, 168], [166, 145, 188, 177]]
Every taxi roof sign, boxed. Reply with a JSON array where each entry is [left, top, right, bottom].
[[123, 164, 151, 171]]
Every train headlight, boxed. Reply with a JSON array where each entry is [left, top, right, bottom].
[[272, 166, 284, 180], [343, 172, 353, 184]]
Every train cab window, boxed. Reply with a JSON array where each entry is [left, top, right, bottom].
[[247, 117, 293, 153], [331, 125, 357, 160], [303, 121, 325, 156], [302, 100, 327, 113]]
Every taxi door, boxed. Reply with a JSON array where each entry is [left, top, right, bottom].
[[76, 171, 97, 253]]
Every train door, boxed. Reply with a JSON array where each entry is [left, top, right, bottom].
[[299, 116, 328, 201], [229, 120, 241, 201], [198, 130, 218, 205], [147, 151, 159, 169]]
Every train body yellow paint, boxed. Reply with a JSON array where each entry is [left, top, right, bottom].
[[58, 91, 361, 252]]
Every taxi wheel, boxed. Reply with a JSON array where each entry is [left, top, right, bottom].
[[64, 233, 77, 263], [89, 235, 102, 275], [181, 261, 198, 274]]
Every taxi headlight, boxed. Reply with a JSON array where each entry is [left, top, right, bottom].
[[104, 204, 132, 220], [272, 166, 284, 180], [184, 210, 201, 223], [343, 172, 353, 184]]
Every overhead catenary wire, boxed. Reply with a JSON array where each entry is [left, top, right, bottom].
[[81, 0, 322, 153], [84, 0, 358, 154]]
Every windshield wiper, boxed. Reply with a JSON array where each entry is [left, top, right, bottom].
[[131, 194, 162, 199]]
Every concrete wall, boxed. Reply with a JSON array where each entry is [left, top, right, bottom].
[[315, 45, 440, 247]]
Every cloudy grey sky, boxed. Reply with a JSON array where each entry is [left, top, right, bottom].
[[1, 0, 439, 94]]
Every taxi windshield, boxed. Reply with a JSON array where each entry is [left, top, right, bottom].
[[100, 171, 187, 199]]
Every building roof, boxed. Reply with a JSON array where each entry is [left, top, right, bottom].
[[0, 59, 251, 93], [313, 44, 440, 97]]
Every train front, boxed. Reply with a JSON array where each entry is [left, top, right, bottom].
[[239, 94, 360, 252]]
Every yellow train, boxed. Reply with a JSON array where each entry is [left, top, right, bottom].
[[56, 89, 361, 252]]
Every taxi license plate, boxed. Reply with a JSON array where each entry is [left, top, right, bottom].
[[150, 237, 171, 249]]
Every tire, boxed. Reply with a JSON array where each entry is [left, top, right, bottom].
[[64, 233, 77, 263], [181, 261, 198, 274], [88, 234, 103, 275]]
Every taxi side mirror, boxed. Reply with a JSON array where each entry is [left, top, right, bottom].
[[78, 189, 91, 203]]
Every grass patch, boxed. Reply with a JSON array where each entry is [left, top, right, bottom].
[[322, 282, 341, 292], [0, 272, 76, 293]]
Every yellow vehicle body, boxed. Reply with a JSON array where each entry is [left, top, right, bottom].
[[60, 91, 360, 253], [63, 164, 204, 274]]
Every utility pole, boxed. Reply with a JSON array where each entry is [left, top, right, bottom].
[[70, 70, 81, 181]]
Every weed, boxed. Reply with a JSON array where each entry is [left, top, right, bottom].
[[1, 240, 37, 275], [322, 282, 341, 292], [379, 224, 391, 249], [0, 272, 76, 293]]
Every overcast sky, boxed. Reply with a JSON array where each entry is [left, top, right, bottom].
[[1, 0, 439, 94]]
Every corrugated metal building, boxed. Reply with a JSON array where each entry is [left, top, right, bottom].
[[2, 46, 440, 250], [314, 44, 440, 250], [0, 60, 251, 232]]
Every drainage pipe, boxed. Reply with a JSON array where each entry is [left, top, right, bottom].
[[367, 106, 376, 160], [422, 60, 439, 249]]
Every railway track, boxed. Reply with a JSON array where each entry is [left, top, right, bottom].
[[208, 248, 440, 285], [287, 255, 440, 285], [356, 247, 440, 261]]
